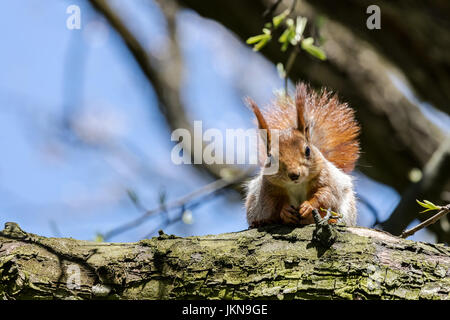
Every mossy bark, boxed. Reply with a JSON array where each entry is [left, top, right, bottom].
[[0, 222, 449, 300]]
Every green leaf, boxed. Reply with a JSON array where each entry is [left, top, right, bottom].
[[286, 18, 294, 27], [273, 10, 289, 28], [416, 199, 427, 207], [301, 38, 327, 60], [95, 233, 104, 242], [302, 44, 326, 60], [423, 200, 439, 209], [247, 28, 272, 51], [416, 199, 440, 213], [278, 24, 295, 51], [279, 28, 291, 43], [301, 37, 314, 46], [246, 34, 268, 44], [253, 37, 271, 51]]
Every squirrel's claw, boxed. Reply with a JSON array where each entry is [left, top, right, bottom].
[[299, 202, 344, 225], [299, 201, 314, 218], [280, 203, 342, 226], [298, 201, 315, 225]]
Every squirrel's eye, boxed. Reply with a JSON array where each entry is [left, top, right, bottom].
[[305, 146, 311, 158]]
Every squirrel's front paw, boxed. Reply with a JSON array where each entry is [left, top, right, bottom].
[[299, 201, 316, 225], [280, 204, 301, 225]]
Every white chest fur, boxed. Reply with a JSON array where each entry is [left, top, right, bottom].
[[286, 182, 308, 207]]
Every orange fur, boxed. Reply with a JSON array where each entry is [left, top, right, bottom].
[[246, 97, 271, 156], [257, 83, 360, 173], [245, 82, 360, 228]]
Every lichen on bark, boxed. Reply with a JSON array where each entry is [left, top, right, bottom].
[[0, 222, 449, 300]]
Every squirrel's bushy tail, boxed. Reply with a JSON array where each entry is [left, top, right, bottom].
[[263, 83, 360, 173]]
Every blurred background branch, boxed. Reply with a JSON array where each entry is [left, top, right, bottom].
[[89, 0, 247, 183]]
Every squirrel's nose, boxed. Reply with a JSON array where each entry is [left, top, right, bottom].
[[288, 173, 300, 181]]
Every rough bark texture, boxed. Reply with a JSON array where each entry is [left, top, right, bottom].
[[1, 222, 449, 300]]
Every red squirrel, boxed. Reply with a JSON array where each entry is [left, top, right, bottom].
[[245, 83, 360, 227]]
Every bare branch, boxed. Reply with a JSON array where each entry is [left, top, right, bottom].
[[401, 204, 450, 239], [88, 0, 247, 182], [103, 168, 252, 241]]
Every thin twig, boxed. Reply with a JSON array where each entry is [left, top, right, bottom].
[[88, 0, 247, 183], [263, 0, 283, 20], [289, 0, 298, 15], [400, 204, 450, 238], [284, 46, 299, 94], [103, 169, 252, 241], [87, 0, 255, 241], [278, 0, 299, 94], [142, 187, 226, 239]]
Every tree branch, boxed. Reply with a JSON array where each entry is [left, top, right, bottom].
[[401, 204, 450, 239], [1, 222, 449, 299], [88, 0, 247, 182]]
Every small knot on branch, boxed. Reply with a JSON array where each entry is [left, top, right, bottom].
[[0, 222, 28, 239], [312, 209, 338, 247]]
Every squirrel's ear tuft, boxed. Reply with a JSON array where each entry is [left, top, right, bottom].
[[304, 125, 311, 142], [245, 97, 271, 155], [295, 83, 307, 135]]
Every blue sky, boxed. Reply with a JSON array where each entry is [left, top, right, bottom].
[[0, 0, 440, 243]]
